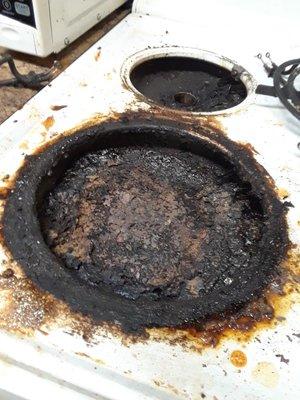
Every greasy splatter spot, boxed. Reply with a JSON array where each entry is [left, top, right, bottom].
[[0, 187, 11, 200], [50, 105, 67, 111], [251, 362, 279, 388], [1, 268, 14, 278], [94, 50, 101, 62], [153, 380, 181, 396], [1, 175, 10, 182], [42, 116, 55, 130], [230, 350, 247, 368], [74, 352, 105, 365], [19, 141, 29, 150], [277, 188, 290, 200]]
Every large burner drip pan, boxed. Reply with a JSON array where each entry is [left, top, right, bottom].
[[3, 118, 288, 331]]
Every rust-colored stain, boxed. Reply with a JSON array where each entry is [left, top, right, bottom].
[[50, 105, 67, 111], [251, 362, 279, 388], [0, 187, 11, 200], [230, 350, 247, 368], [42, 116, 55, 130], [94, 49, 101, 62]]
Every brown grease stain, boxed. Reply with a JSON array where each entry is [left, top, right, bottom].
[[42, 116, 55, 130], [277, 188, 290, 200], [230, 350, 247, 368], [40, 131, 48, 139], [0, 187, 11, 200], [74, 352, 105, 365], [94, 50, 101, 62], [153, 380, 181, 396], [50, 105, 67, 111], [1, 175, 10, 183], [19, 141, 29, 150]]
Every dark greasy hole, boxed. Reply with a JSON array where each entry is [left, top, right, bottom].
[[130, 56, 248, 112], [174, 92, 197, 106]]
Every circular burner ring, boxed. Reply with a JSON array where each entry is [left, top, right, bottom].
[[122, 48, 256, 115], [3, 118, 288, 331]]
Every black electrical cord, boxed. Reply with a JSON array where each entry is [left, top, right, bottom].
[[256, 55, 300, 120], [0, 54, 60, 89], [273, 58, 300, 120]]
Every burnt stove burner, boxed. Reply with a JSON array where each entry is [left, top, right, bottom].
[[130, 57, 247, 112], [3, 118, 288, 331]]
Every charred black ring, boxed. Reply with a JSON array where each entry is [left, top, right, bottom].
[[2, 117, 288, 332]]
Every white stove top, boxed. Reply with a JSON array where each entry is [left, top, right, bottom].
[[0, 1, 299, 399]]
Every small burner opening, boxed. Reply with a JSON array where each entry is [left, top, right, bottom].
[[129, 56, 248, 112], [174, 92, 197, 107]]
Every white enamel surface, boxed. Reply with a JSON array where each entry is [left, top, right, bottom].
[[0, 3, 299, 399]]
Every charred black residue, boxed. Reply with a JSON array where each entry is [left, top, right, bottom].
[[130, 57, 247, 112], [2, 115, 289, 333], [40, 146, 265, 303]]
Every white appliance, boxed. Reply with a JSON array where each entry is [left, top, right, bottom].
[[0, 1, 299, 399], [0, 0, 127, 56]]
